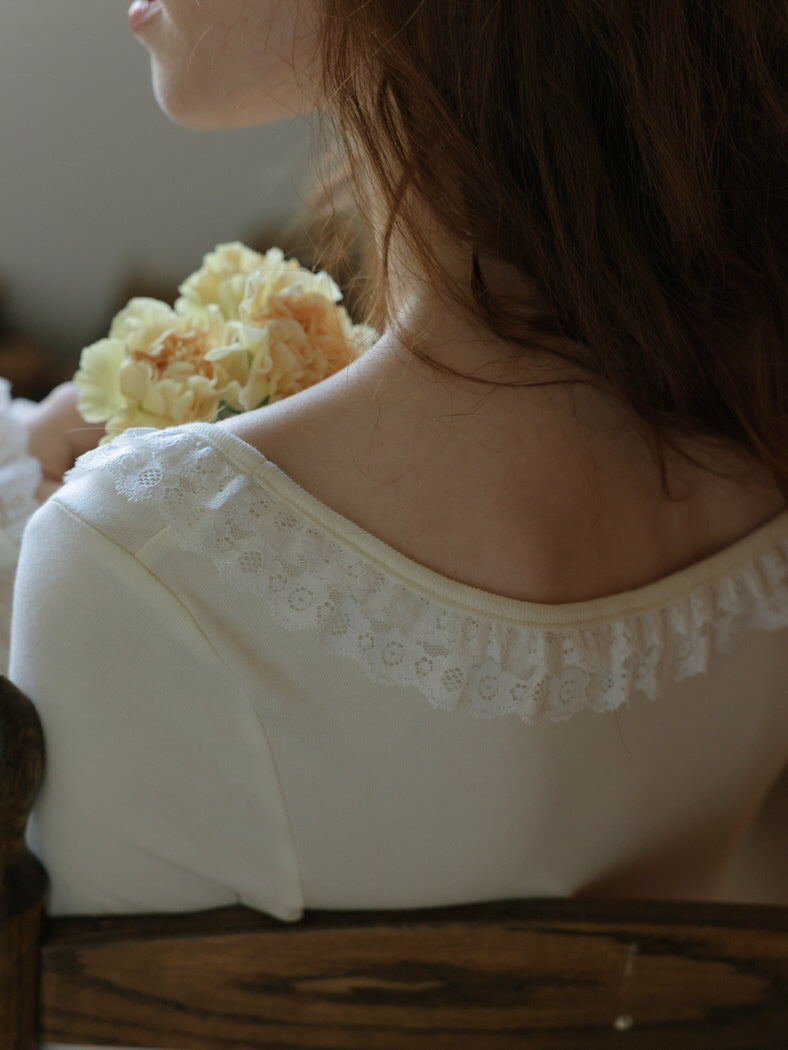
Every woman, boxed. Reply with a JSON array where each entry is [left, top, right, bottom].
[[10, 0, 787, 920]]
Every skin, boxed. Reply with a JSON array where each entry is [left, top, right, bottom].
[[130, 0, 319, 129], [227, 282, 785, 603], [24, 384, 104, 499], [138, 0, 785, 603]]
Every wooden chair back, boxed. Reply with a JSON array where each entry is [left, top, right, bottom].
[[2, 676, 787, 1049]]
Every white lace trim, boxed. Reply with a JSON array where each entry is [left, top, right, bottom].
[[0, 379, 41, 548], [0, 379, 42, 673], [69, 425, 788, 723]]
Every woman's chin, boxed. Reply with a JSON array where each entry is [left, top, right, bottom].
[[157, 92, 311, 131], [150, 77, 225, 131], [151, 76, 279, 131]]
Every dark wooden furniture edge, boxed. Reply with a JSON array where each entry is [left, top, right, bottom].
[[38, 896, 788, 1049], [0, 677, 47, 1049], [42, 893, 788, 943]]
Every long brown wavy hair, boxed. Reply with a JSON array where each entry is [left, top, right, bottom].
[[316, 1, 788, 491]]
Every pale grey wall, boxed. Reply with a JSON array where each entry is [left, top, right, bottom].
[[0, 1, 314, 360]]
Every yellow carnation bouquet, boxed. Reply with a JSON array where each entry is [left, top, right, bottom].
[[75, 243, 377, 441]]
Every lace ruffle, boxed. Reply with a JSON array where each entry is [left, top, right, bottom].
[[0, 379, 41, 548], [69, 426, 788, 722], [0, 379, 42, 672]]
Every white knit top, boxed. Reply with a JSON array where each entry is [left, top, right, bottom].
[[10, 423, 788, 921]]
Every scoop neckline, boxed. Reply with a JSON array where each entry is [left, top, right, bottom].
[[184, 423, 788, 629]]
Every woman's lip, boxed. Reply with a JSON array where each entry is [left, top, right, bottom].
[[128, 0, 162, 34]]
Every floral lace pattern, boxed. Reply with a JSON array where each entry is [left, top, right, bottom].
[[0, 380, 42, 671], [0, 380, 40, 546], [69, 426, 788, 722]]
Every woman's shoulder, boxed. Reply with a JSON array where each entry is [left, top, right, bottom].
[[50, 420, 349, 564], [66, 422, 232, 486], [47, 423, 242, 554]]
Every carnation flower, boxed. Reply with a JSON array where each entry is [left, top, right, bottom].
[[175, 243, 343, 324], [235, 270, 377, 408], [75, 245, 377, 441], [76, 298, 244, 441]]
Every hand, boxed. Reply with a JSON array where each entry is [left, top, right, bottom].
[[24, 383, 105, 499]]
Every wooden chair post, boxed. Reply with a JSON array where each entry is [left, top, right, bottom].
[[0, 676, 47, 1050]]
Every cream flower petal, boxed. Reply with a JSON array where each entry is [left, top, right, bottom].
[[74, 339, 127, 423], [109, 298, 178, 341], [175, 242, 268, 323], [119, 359, 155, 405], [104, 405, 172, 440]]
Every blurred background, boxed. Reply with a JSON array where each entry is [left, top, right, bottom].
[[0, 0, 315, 396]]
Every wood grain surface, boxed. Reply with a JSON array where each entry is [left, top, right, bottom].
[[40, 898, 788, 1049]]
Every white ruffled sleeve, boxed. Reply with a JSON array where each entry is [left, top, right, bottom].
[[0, 377, 42, 670], [0, 378, 41, 541]]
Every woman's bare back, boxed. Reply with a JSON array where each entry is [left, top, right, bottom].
[[225, 336, 785, 606]]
